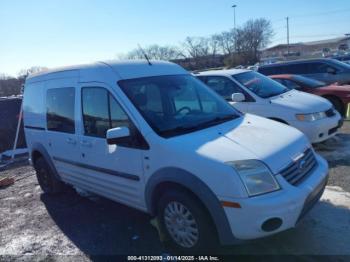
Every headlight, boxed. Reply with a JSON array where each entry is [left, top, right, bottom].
[[227, 160, 280, 197], [296, 112, 327, 122]]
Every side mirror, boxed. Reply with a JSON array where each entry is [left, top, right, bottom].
[[231, 93, 246, 102], [107, 127, 130, 145], [327, 67, 337, 75]]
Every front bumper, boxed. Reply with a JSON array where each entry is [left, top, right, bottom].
[[220, 154, 328, 240], [289, 113, 342, 143]]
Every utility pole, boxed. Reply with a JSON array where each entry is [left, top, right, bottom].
[[232, 4, 237, 52], [286, 17, 290, 55], [232, 4, 237, 31]]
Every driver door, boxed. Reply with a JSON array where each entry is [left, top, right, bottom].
[[77, 84, 146, 209]]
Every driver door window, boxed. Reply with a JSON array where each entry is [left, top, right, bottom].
[[82, 87, 131, 138], [206, 76, 242, 101]]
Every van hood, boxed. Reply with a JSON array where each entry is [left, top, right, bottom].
[[168, 114, 310, 173], [270, 89, 331, 113]]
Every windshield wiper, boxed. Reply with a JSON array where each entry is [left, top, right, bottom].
[[159, 115, 238, 137], [199, 115, 238, 127], [159, 125, 200, 137]]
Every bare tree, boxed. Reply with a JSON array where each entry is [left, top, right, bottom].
[[18, 66, 48, 79], [213, 30, 236, 55], [0, 73, 12, 80], [182, 37, 211, 58], [208, 35, 221, 57], [126, 45, 182, 61], [235, 18, 274, 63], [125, 49, 145, 60]]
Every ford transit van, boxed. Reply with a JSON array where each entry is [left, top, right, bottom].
[[23, 61, 329, 252]]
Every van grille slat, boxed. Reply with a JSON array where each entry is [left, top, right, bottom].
[[279, 148, 317, 186]]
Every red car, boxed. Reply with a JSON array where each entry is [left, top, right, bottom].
[[270, 74, 350, 117]]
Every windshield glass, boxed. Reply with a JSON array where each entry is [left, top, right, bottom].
[[118, 75, 241, 138], [292, 75, 326, 88], [233, 71, 289, 98]]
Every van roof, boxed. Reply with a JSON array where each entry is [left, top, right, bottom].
[[26, 60, 187, 83]]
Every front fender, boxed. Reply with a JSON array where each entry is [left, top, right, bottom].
[[145, 167, 238, 245]]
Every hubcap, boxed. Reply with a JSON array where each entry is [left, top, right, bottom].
[[164, 201, 199, 248]]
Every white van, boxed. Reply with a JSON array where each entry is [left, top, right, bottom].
[[196, 69, 343, 143], [23, 61, 328, 252]]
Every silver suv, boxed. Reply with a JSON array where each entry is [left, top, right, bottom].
[[258, 58, 350, 85]]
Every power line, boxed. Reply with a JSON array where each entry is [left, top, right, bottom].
[[292, 8, 350, 19], [290, 17, 349, 28], [272, 32, 348, 43], [272, 8, 350, 24]]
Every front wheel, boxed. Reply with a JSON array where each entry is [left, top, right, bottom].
[[157, 190, 218, 253]]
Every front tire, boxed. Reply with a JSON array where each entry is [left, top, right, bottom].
[[327, 97, 344, 117], [157, 189, 218, 253], [34, 157, 63, 194]]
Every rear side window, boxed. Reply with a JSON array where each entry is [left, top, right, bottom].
[[260, 64, 308, 75], [284, 64, 307, 74], [307, 62, 338, 74], [47, 87, 75, 133]]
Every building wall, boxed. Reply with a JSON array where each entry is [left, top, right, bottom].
[[262, 38, 350, 59]]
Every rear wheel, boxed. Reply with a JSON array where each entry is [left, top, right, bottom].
[[34, 157, 64, 194], [157, 189, 218, 253]]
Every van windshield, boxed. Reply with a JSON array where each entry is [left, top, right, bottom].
[[233, 71, 289, 98], [118, 75, 241, 138]]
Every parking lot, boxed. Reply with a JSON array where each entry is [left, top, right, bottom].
[[0, 122, 349, 259]]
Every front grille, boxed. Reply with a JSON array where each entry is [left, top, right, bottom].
[[325, 108, 336, 117], [280, 148, 317, 186]]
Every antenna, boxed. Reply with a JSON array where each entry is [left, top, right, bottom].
[[138, 44, 152, 66]]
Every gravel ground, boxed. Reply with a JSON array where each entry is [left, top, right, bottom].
[[0, 122, 350, 260]]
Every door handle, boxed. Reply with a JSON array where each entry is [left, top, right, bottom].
[[66, 138, 77, 145], [80, 140, 92, 147]]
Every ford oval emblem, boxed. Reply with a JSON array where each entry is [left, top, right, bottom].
[[298, 159, 307, 171]]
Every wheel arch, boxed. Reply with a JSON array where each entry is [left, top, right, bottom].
[[145, 167, 238, 245], [31, 142, 61, 180], [322, 95, 345, 116]]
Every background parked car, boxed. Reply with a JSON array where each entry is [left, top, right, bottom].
[[258, 58, 350, 85], [333, 55, 350, 65], [196, 69, 342, 143], [270, 74, 350, 117]]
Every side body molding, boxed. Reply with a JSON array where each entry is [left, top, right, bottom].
[[145, 167, 238, 245], [30, 142, 61, 181]]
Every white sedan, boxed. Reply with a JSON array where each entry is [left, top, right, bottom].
[[196, 69, 343, 143]]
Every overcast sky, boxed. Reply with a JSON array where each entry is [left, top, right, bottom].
[[1, 0, 349, 76]]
